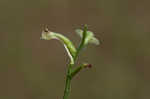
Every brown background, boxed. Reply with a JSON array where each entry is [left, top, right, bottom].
[[0, 0, 150, 99]]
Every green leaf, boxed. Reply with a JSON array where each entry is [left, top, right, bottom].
[[40, 28, 77, 64], [75, 28, 100, 46]]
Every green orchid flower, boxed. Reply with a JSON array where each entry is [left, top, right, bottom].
[[40, 27, 77, 64], [75, 27, 99, 46], [40, 25, 100, 99]]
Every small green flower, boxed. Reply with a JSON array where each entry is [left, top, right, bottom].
[[40, 26, 100, 64], [40, 27, 77, 64], [75, 28, 99, 46]]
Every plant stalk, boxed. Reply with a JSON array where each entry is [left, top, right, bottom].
[[63, 25, 88, 99], [63, 64, 72, 99], [63, 75, 71, 99]]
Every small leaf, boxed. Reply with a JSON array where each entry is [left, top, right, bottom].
[[41, 28, 77, 64]]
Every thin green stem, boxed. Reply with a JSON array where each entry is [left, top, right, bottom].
[[63, 25, 88, 99], [71, 64, 84, 78], [63, 63, 73, 99], [63, 75, 71, 99]]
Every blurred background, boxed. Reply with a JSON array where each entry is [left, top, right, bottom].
[[0, 0, 150, 99]]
